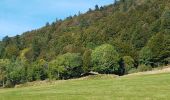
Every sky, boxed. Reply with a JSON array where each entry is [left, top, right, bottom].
[[0, 0, 114, 39]]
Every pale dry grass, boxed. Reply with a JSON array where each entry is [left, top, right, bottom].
[[15, 74, 118, 88], [127, 65, 170, 76]]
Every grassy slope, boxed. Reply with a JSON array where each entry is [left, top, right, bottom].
[[0, 73, 170, 100]]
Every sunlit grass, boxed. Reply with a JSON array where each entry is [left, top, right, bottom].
[[0, 73, 170, 100]]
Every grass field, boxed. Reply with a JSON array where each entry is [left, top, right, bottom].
[[0, 73, 170, 100]]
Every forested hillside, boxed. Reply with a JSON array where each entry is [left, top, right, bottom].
[[0, 0, 170, 87]]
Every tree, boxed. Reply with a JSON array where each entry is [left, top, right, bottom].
[[138, 32, 170, 67], [82, 49, 92, 73], [100, 6, 104, 10], [88, 8, 92, 12], [91, 44, 119, 74], [161, 9, 170, 30], [2, 36, 10, 46], [143, 33, 170, 66], [49, 53, 83, 79], [28, 59, 48, 81], [32, 39, 41, 61], [120, 0, 125, 3], [48, 59, 65, 80], [7, 60, 27, 85], [123, 56, 135, 74], [0, 59, 10, 87], [79, 18, 89, 28], [0, 42, 5, 58], [5, 44, 19, 59], [56, 18, 59, 23], [114, 0, 117, 4], [131, 26, 150, 50], [66, 16, 72, 20], [14, 35, 21, 49], [46, 22, 50, 27], [95, 5, 99, 11], [0, 60, 27, 87], [139, 46, 153, 65]]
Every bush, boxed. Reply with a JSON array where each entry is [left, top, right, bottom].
[[123, 56, 135, 74], [138, 65, 152, 72], [128, 68, 138, 74], [5, 80, 14, 88]]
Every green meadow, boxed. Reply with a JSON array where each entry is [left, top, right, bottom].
[[0, 73, 170, 100]]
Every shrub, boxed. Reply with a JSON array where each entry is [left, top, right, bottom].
[[123, 56, 135, 74], [138, 65, 152, 72], [5, 80, 14, 88], [128, 68, 138, 74]]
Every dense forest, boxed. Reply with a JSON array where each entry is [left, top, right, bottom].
[[0, 0, 170, 87]]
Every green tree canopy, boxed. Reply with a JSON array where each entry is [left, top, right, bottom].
[[91, 44, 119, 74], [0, 59, 10, 87], [139, 46, 153, 65], [82, 49, 92, 73], [50, 53, 83, 79]]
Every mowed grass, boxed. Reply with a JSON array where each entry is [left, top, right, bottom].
[[0, 73, 170, 100]]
